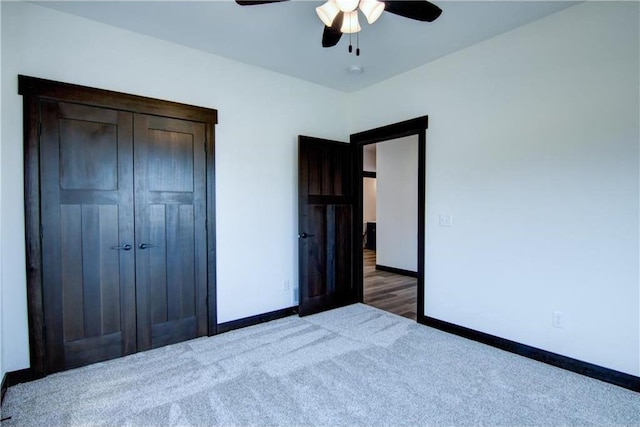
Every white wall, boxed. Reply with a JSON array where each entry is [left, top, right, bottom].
[[376, 137, 418, 272], [0, 1, 348, 373], [350, 2, 640, 376], [363, 178, 376, 223], [363, 144, 376, 172], [363, 145, 377, 225]]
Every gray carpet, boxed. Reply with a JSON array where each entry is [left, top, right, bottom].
[[2, 304, 639, 426]]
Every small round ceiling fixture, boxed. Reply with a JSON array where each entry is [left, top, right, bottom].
[[349, 65, 363, 74]]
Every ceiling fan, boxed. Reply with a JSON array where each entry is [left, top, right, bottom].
[[236, 0, 442, 55]]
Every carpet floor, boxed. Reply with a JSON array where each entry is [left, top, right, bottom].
[[1, 304, 639, 426]]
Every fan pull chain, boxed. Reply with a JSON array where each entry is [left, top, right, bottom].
[[348, 17, 353, 53], [344, 10, 361, 56]]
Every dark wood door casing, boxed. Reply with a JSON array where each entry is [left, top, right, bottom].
[[350, 117, 428, 318], [298, 136, 356, 316], [20, 75, 217, 376]]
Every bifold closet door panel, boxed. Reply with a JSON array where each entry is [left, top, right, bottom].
[[39, 101, 137, 372], [133, 114, 208, 351]]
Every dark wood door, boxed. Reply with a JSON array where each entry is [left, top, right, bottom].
[[134, 114, 208, 350], [39, 104, 209, 371], [40, 101, 137, 371], [298, 136, 356, 316], [22, 75, 217, 376]]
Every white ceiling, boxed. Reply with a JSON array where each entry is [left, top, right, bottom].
[[34, 0, 579, 92]]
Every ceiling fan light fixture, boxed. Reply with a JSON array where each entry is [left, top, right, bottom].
[[316, 0, 340, 27], [340, 10, 361, 33], [336, 0, 359, 13], [359, 0, 385, 24]]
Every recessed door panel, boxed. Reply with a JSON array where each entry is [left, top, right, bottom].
[[60, 204, 84, 343], [59, 119, 118, 191], [147, 130, 194, 192], [307, 205, 327, 298], [165, 204, 196, 320]]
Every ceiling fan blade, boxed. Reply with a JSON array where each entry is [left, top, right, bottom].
[[383, 1, 442, 22], [235, 0, 288, 5], [322, 11, 344, 48]]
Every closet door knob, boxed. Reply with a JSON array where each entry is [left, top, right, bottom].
[[111, 244, 132, 251], [138, 243, 157, 250]]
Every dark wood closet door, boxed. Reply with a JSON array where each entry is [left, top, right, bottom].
[[40, 101, 136, 372], [298, 136, 356, 316], [134, 114, 208, 350]]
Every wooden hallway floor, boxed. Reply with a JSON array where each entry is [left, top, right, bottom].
[[363, 249, 417, 320]]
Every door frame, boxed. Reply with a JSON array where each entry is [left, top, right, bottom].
[[350, 116, 428, 319], [19, 75, 218, 377]]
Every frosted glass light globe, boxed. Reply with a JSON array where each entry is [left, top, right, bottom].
[[336, 0, 359, 13]]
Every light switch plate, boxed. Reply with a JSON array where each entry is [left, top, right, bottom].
[[552, 311, 566, 329], [439, 214, 453, 227]]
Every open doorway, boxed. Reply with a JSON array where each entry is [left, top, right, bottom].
[[351, 117, 427, 322], [362, 138, 419, 320]]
